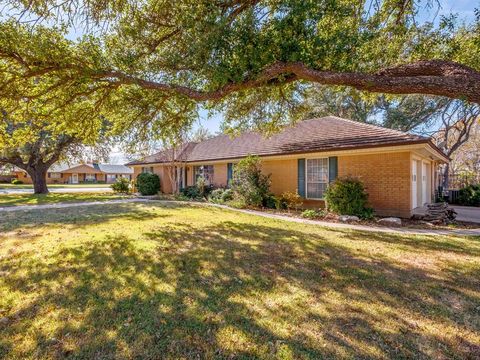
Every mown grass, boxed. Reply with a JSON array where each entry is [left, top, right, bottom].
[[0, 193, 128, 207], [0, 202, 479, 359], [0, 184, 111, 189]]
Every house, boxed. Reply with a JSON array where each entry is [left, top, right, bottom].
[[127, 116, 448, 218], [14, 163, 133, 184]]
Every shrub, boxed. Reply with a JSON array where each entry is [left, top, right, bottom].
[[11, 179, 23, 185], [301, 209, 327, 219], [180, 185, 201, 199], [136, 173, 160, 195], [280, 191, 303, 211], [457, 184, 480, 206], [263, 193, 278, 209], [324, 176, 374, 219], [208, 188, 234, 204], [231, 155, 271, 207], [110, 177, 130, 194]]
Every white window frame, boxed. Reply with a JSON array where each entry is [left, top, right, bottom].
[[85, 173, 96, 181], [49, 172, 61, 179], [194, 165, 214, 186], [305, 157, 329, 200]]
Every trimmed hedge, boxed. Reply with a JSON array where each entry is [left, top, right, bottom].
[[324, 176, 374, 219], [136, 173, 160, 195]]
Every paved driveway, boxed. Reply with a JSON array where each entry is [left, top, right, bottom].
[[452, 205, 480, 224], [0, 187, 112, 195]]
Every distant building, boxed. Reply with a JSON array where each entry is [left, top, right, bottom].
[[14, 162, 133, 184]]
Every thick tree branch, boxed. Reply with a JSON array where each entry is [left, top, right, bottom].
[[93, 60, 480, 104]]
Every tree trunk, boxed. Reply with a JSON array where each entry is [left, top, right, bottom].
[[441, 163, 450, 191], [27, 166, 49, 194]]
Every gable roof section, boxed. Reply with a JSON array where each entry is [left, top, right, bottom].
[[127, 116, 447, 165]]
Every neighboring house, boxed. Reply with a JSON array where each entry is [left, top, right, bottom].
[[127, 117, 448, 218], [14, 163, 133, 184]]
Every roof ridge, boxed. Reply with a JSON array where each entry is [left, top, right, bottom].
[[326, 115, 422, 138]]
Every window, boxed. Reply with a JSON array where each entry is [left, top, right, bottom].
[[107, 174, 117, 181], [306, 158, 328, 199], [195, 165, 214, 185], [141, 167, 154, 174], [85, 174, 96, 181], [48, 172, 62, 179]]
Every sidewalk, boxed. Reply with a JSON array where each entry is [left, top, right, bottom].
[[1, 198, 479, 237]]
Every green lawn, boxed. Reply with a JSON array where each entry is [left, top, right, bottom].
[[0, 203, 479, 359], [0, 193, 128, 207], [0, 183, 111, 189]]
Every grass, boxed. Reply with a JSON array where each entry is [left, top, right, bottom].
[[0, 193, 128, 207], [0, 183, 111, 189], [0, 202, 479, 359]]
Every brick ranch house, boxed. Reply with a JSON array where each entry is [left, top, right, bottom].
[[14, 163, 133, 184], [127, 116, 448, 218]]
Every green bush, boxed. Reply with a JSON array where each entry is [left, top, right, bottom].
[[136, 173, 160, 195], [280, 191, 303, 211], [208, 188, 234, 204], [110, 177, 130, 193], [324, 177, 374, 219], [11, 179, 23, 185], [457, 184, 480, 206], [231, 155, 271, 207], [301, 209, 327, 219], [263, 193, 278, 209]]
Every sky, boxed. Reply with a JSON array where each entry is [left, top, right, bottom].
[[3, 0, 478, 163]]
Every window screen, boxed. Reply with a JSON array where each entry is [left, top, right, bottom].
[[306, 158, 328, 199]]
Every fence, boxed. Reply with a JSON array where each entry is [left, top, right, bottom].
[[446, 173, 480, 190]]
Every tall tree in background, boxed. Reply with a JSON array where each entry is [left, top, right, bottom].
[[0, 0, 479, 138], [0, 88, 111, 193]]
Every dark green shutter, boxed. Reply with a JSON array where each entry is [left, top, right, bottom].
[[329, 157, 338, 183], [298, 158, 306, 197], [227, 163, 233, 186]]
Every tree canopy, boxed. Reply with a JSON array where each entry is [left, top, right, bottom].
[[0, 0, 479, 135]]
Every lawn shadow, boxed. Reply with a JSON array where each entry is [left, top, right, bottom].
[[1, 210, 479, 358]]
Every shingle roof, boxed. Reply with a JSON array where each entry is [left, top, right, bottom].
[[127, 116, 445, 165], [97, 164, 133, 174]]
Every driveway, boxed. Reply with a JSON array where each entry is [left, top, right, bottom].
[[452, 205, 480, 224], [0, 187, 112, 195]]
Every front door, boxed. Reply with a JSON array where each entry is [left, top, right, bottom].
[[421, 162, 427, 205], [71, 173, 79, 184], [412, 161, 417, 209]]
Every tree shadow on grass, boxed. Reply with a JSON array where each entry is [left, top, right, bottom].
[[0, 218, 479, 359], [0, 202, 188, 232]]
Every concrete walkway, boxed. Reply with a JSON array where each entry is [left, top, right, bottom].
[[1, 198, 479, 237], [451, 205, 480, 224]]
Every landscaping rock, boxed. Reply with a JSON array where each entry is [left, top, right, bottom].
[[0, 317, 9, 326], [339, 215, 360, 223], [377, 217, 402, 226]]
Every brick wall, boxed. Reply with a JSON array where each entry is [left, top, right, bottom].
[[338, 152, 411, 217], [262, 159, 298, 195]]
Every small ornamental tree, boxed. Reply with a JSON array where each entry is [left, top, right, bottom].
[[136, 173, 160, 195], [231, 155, 271, 207], [324, 177, 373, 219]]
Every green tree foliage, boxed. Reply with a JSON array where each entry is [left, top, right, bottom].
[[0, 0, 479, 140], [231, 155, 271, 207], [0, 81, 111, 193], [136, 172, 160, 195], [325, 177, 373, 219]]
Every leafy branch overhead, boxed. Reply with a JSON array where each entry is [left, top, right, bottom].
[[0, 0, 480, 129]]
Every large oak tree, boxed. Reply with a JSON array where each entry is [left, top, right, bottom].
[[0, 0, 479, 134]]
